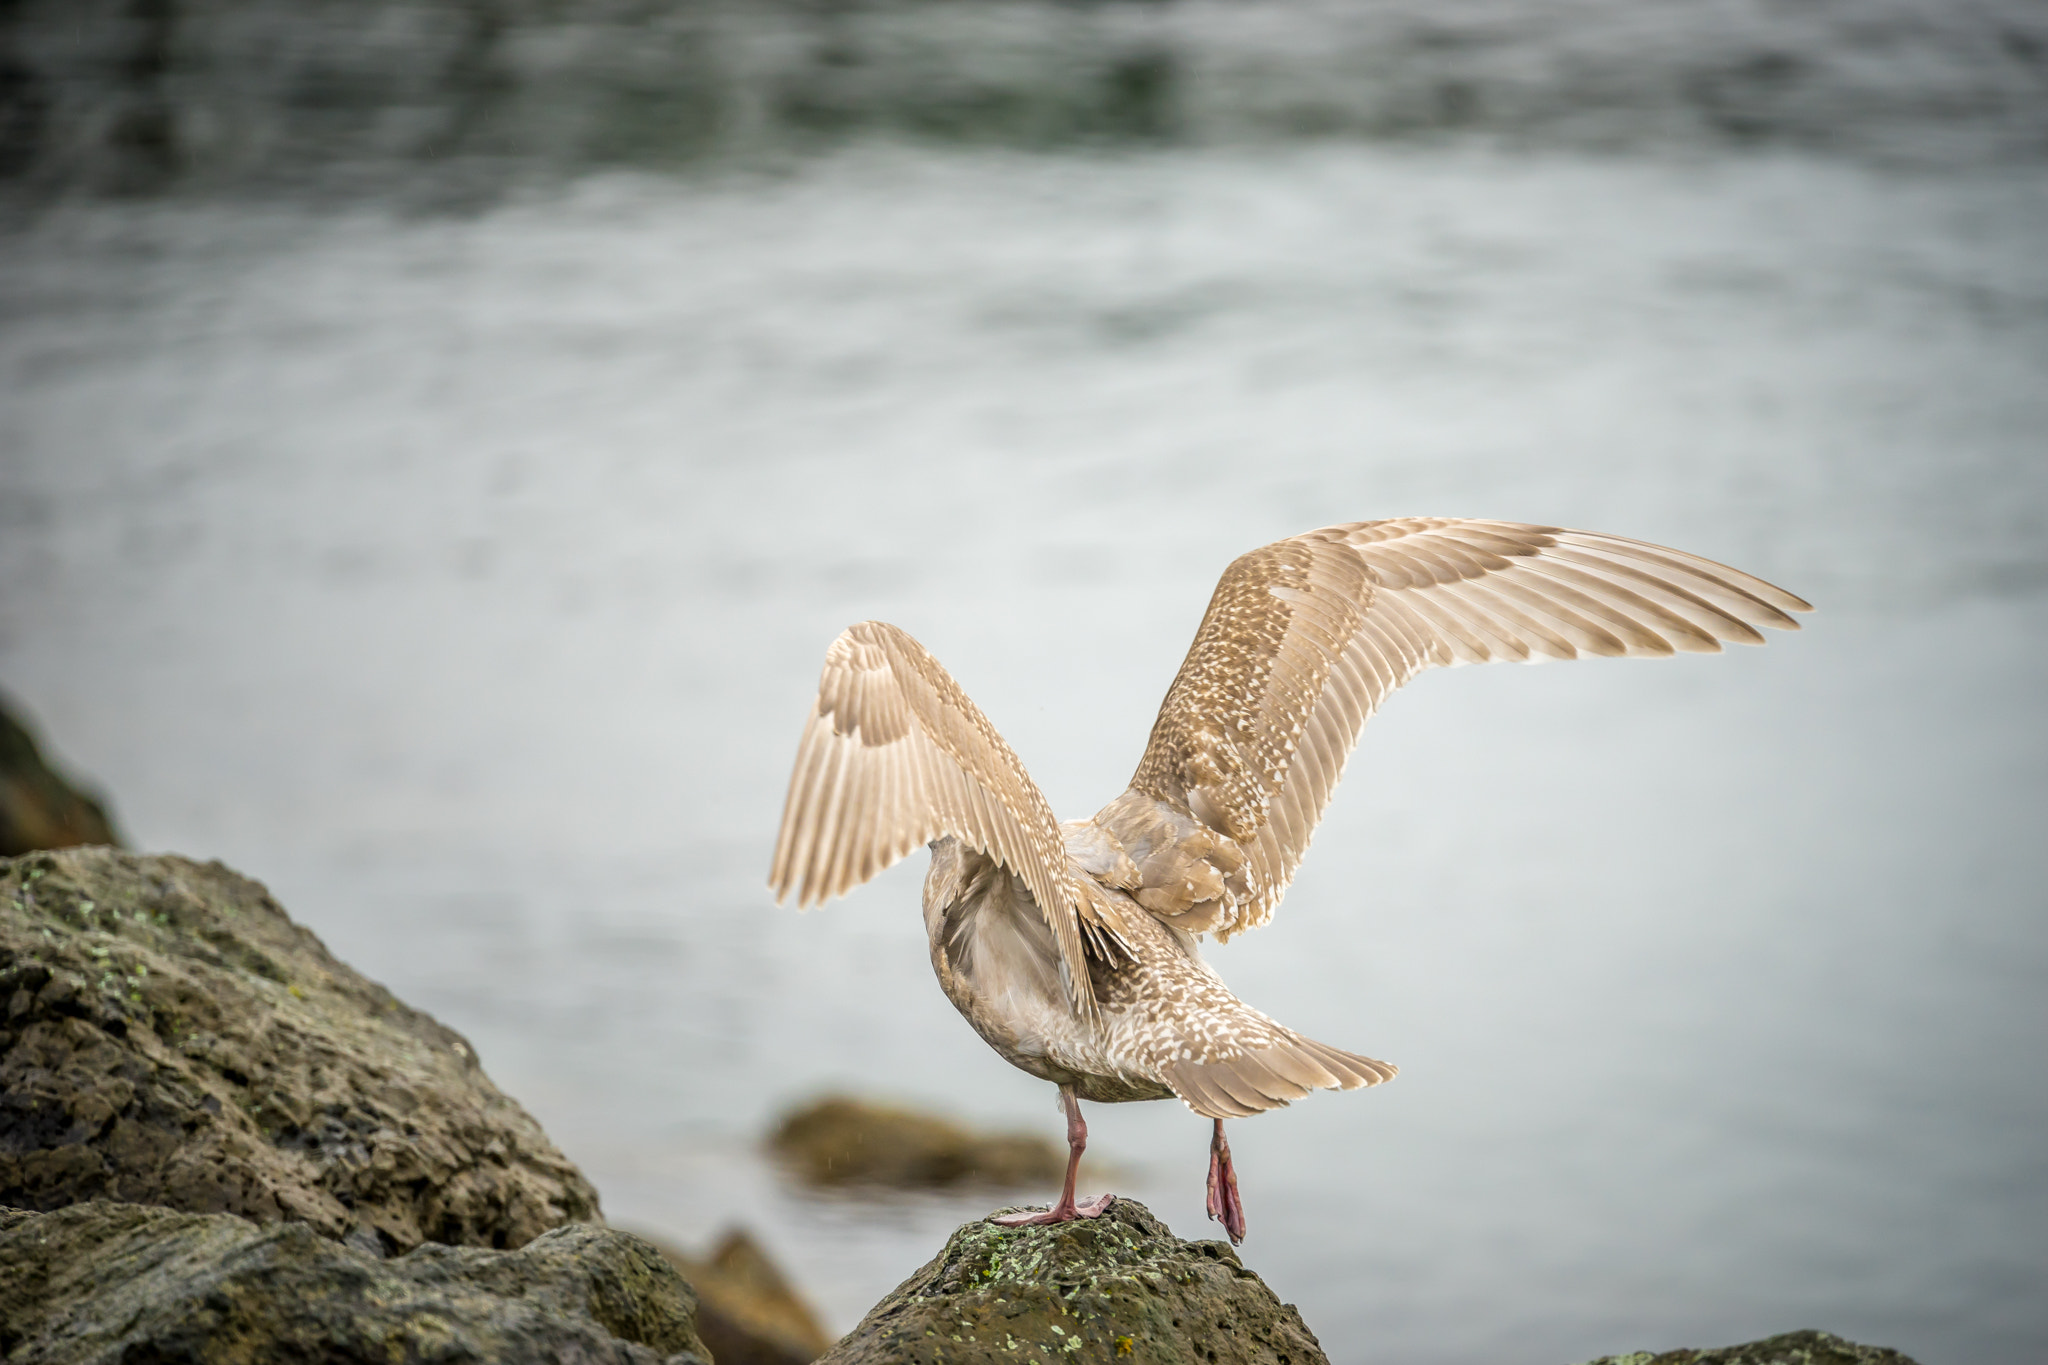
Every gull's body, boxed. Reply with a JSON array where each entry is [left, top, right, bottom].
[[770, 519, 1808, 1241]]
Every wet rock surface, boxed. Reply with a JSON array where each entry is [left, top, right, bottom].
[[817, 1198, 1327, 1365], [0, 1200, 711, 1364], [1576, 1330, 1922, 1365], [0, 696, 120, 858], [770, 1095, 1064, 1192], [0, 846, 600, 1253]]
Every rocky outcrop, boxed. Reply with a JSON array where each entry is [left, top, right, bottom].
[[1577, 1331, 1922, 1365], [651, 1227, 836, 1365], [0, 847, 1927, 1365], [817, 1198, 1327, 1365], [808, 1202, 1926, 1365], [0, 1200, 711, 1364], [770, 1096, 1063, 1192], [0, 697, 120, 858], [0, 846, 600, 1254], [0, 845, 838, 1365]]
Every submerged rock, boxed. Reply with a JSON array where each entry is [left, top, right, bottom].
[[770, 1095, 1064, 1192], [1576, 1330, 1922, 1365], [0, 696, 121, 858], [650, 1226, 836, 1365], [817, 1197, 1327, 1365], [0, 847, 600, 1253], [0, 1200, 710, 1364]]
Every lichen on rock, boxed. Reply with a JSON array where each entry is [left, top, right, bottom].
[[0, 1200, 710, 1364], [0, 847, 600, 1254], [818, 1198, 1327, 1365]]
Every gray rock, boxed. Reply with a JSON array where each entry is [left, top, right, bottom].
[[0, 1200, 710, 1364], [817, 1197, 1327, 1365], [0, 847, 600, 1254], [1576, 1329, 1922, 1365]]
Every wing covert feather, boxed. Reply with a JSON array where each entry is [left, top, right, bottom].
[[1112, 519, 1810, 938], [769, 620, 1108, 1019]]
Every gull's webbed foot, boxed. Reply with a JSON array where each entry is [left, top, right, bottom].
[[988, 1084, 1114, 1229], [1206, 1119, 1246, 1245], [990, 1192, 1115, 1227]]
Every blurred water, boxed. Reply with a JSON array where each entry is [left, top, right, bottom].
[[1, 144, 2045, 1364], [6, 0, 2046, 193]]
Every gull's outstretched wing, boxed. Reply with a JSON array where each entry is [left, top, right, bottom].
[[1098, 519, 1811, 940], [769, 620, 1115, 1019]]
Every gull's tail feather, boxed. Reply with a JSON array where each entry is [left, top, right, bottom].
[[1165, 1036, 1396, 1120]]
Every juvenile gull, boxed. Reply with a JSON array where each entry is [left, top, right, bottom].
[[768, 518, 1809, 1243]]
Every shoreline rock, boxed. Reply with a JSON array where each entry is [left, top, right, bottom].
[[818, 1197, 1328, 1365], [0, 846, 599, 1253], [0, 1200, 711, 1364], [810, 1197, 1926, 1365], [0, 845, 834, 1364]]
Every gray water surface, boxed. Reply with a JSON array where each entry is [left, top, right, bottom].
[[2, 145, 2044, 1363]]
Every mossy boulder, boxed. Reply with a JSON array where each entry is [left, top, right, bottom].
[[0, 847, 600, 1253], [1577, 1330, 1922, 1365], [0, 1200, 710, 1364], [817, 1198, 1326, 1365]]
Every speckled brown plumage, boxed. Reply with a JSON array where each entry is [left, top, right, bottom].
[[769, 519, 1809, 1130]]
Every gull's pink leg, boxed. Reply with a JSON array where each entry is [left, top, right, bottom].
[[990, 1085, 1114, 1227], [1206, 1118, 1246, 1245]]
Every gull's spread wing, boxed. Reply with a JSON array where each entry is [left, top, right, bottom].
[[769, 620, 1114, 1019], [1098, 519, 1811, 939]]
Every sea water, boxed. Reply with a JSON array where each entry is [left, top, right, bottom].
[[1, 144, 2044, 1363]]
